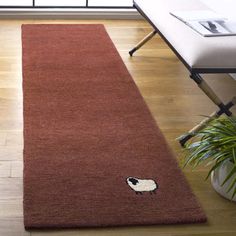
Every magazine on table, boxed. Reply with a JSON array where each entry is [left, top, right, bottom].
[[170, 10, 236, 37]]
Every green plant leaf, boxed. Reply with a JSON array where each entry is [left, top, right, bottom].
[[182, 116, 236, 197], [221, 166, 236, 187], [232, 187, 236, 200], [227, 176, 236, 194], [233, 147, 236, 166], [205, 159, 228, 180]]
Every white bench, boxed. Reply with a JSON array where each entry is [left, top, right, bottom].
[[129, 0, 236, 146]]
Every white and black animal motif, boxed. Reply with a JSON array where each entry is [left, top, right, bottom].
[[126, 177, 158, 195]]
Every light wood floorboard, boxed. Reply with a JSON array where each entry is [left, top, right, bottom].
[[0, 19, 235, 236]]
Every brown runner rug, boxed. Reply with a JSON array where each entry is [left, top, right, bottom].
[[22, 24, 206, 229]]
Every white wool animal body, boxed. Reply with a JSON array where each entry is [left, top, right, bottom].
[[126, 177, 158, 194]]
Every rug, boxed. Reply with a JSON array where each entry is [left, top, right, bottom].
[[22, 24, 206, 229]]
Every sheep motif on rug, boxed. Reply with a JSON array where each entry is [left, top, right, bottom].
[[126, 177, 158, 195]]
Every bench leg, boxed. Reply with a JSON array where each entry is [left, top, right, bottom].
[[129, 30, 157, 56], [178, 73, 236, 146]]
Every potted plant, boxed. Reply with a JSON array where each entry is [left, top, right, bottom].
[[183, 116, 236, 201]]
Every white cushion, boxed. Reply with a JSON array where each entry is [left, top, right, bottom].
[[203, 0, 236, 20], [134, 0, 236, 70]]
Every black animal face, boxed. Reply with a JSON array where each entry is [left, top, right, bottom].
[[128, 178, 139, 185]]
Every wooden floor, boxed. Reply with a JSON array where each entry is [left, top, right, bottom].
[[0, 19, 235, 236]]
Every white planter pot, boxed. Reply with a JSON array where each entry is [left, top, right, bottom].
[[211, 160, 236, 202]]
